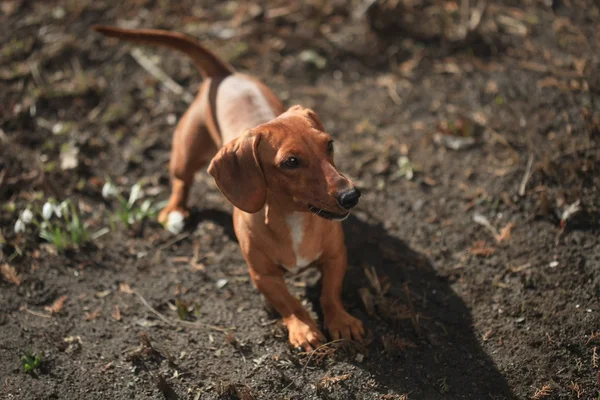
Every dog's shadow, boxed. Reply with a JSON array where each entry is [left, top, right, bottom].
[[325, 215, 514, 399], [193, 209, 514, 398]]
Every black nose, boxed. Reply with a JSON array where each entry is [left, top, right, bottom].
[[337, 187, 361, 210]]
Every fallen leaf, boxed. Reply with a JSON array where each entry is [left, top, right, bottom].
[[398, 52, 423, 77], [95, 289, 112, 298], [537, 77, 569, 90], [191, 262, 205, 271], [495, 223, 515, 243], [319, 372, 351, 388], [359, 287, 375, 316], [85, 308, 101, 321], [572, 58, 586, 76], [112, 305, 122, 321], [119, 283, 133, 294], [469, 241, 496, 257], [1, 263, 21, 285], [102, 361, 114, 371], [45, 295, 67, 314], [423, 176, 437, 186], [434, 133, 476, 150], [134, 318, 161, 328], [482, 329, 493, 341]]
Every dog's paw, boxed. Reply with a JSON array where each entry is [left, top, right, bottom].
[[286, 316, 326, 351], [325, 310, 364, 342], [158, 207, 189, 233]]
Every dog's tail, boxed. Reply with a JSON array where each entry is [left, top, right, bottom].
[[93, 25, 234, 79]]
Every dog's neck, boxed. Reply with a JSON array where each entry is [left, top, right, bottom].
[[262, 191, 310, 228]]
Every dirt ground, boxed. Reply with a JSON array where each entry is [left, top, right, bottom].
[[1, 0, 599, 399]]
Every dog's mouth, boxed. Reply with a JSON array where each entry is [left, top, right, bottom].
[[308, 204, 350, 221]]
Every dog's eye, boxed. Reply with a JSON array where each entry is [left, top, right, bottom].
[[326, 141, 334, 154], [282, 157, 299, 169]]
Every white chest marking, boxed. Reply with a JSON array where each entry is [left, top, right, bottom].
[[283, 213, 321, 273]]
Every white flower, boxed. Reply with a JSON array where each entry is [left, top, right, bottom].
[[42, 202, 54, 220], [102, 182, 118, 199], [165, 211, 185, 234], [140, 199, 152, 213], [14, 219, 26, 234], [54, 201, 69, 218], [128, 183, 142, 206], [20, 209, 33, 224]]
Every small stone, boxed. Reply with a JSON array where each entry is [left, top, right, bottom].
[[216, 279, 228, 289]]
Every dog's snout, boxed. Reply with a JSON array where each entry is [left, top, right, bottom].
[[337, 187, 361, 210]]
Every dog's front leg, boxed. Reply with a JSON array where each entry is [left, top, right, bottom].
[[247, 258, 325, 351], [320, 249, 365, 342]]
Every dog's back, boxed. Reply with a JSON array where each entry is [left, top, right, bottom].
[[93, 25, 283, 144]]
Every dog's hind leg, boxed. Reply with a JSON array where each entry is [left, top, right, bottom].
[[158, 81, 217, 224]]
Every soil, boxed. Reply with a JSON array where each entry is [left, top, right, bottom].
[[1, 1, 599, 399]]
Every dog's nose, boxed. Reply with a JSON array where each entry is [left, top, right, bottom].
[[337, 187, 361, 210]]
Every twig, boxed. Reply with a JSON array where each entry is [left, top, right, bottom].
[[134, 290, 176, 326], [158, 232, 190, 251], [177, 319, 233, 333], [0, 169, 6, 192], [403, 283, 421, 336], [518, 152, 534, 196], [20, 306, 51, 319], [473, 213, 500, 238], [460, 0, 470, 29], [133, 290, 232, 332], [468, 0, 487, 32], [130, 48, 195, 104], [283, 339, 348, 390]]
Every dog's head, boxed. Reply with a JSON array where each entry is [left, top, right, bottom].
[[208, 105, 360, 221]]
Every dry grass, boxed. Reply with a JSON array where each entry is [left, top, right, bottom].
[[568, 381, 584, 399], [587, 331, 600, 345], [1, 263, 21, 285], [44, 295, 67, 314], [216, 382, 255, 400], [317, 371, 351, 392], [298, 340, 343, 366], [532, 384, 552, 399], [382, 334, 416, 355]]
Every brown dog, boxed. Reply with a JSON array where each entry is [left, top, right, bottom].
[[94, 26, 364, 350]]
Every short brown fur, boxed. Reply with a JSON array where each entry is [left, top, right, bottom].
[[94, 25, 364, 350]]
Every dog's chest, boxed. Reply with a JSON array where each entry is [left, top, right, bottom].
[[280, 213, 322, 274]]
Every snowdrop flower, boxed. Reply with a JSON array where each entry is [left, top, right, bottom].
[[102, 182, 118, 199], [54, 201, 69, 218], [140, 199, 152, 213], [128, 183, 142, 206], [14, 219, 26, 234], [42, 202, 54, 220], [20, 209, 33, 224], [165, 211, 185, 234]]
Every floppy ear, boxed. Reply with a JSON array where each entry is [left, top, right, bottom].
[[287, 105, 324, 131], [208, 130, 267, 213]]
